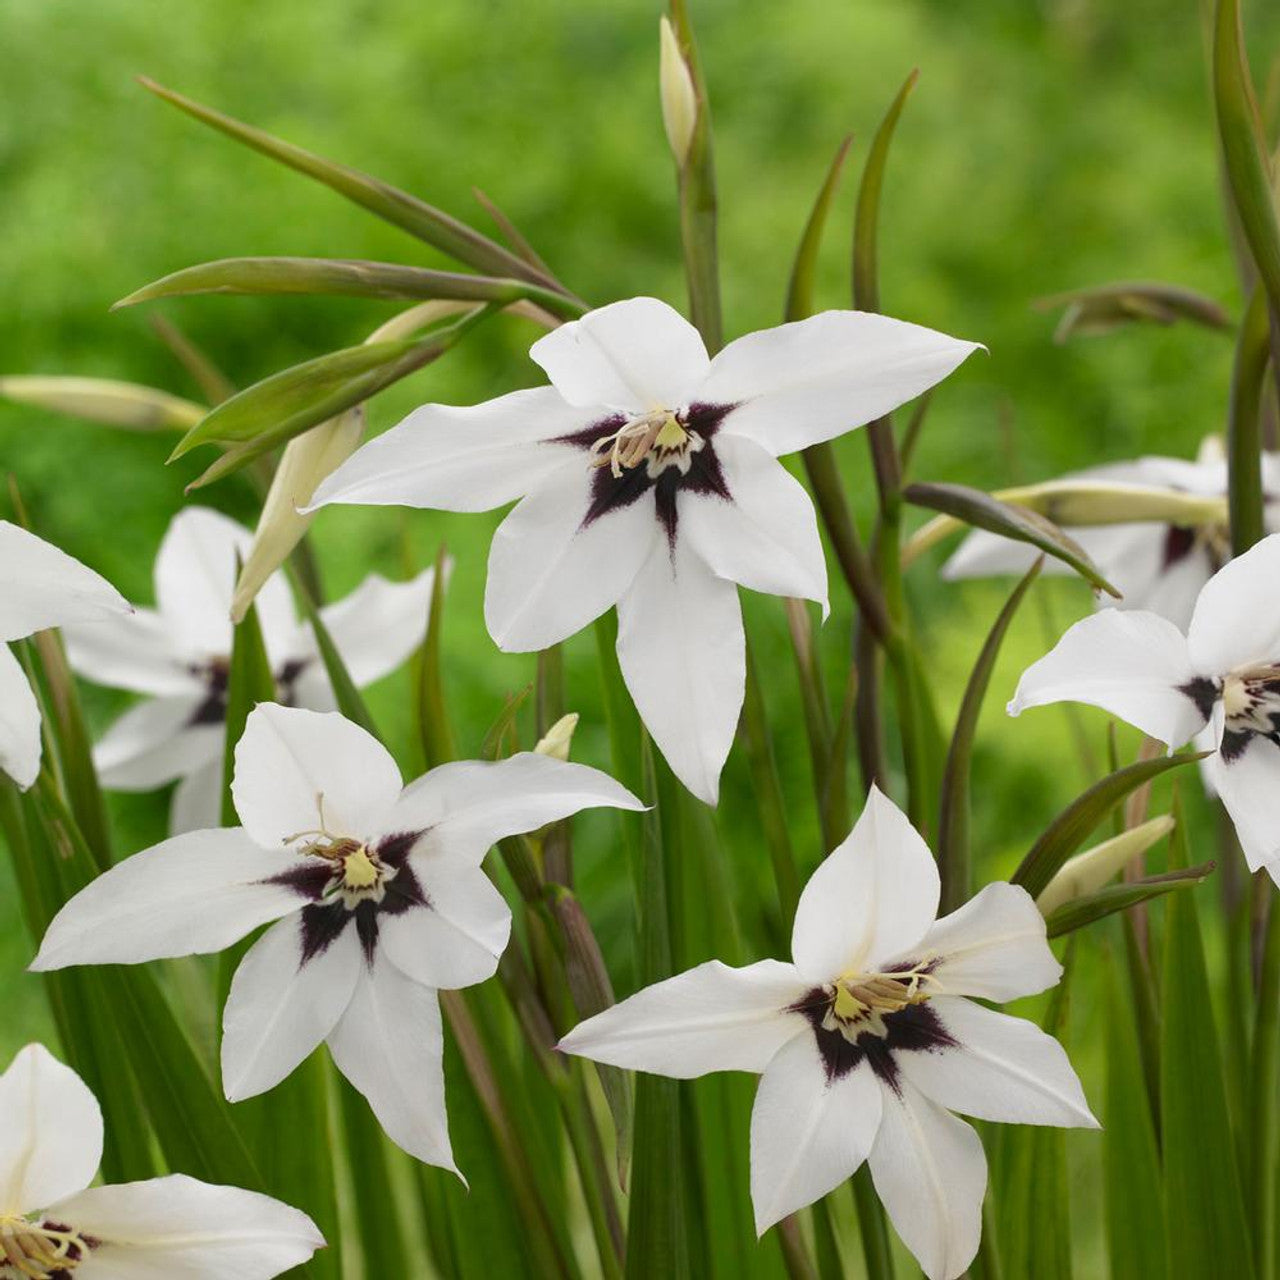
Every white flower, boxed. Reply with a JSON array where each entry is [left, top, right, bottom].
[[558, 786, 1095, 1280], [944, 438, 1280, 630], [1010, 532, 1280, 883], [0, 521, 130, 790], [0, 1043, 323, 1278], [31, 703, 643, 1174], [63, 506, 442, 835], [309, 296, 979, 804]]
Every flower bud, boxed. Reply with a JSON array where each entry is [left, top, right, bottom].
[[1035, 815, 1174, 918], [231, 407, 364, 623], [534, 712, 579, 762], [659, 16, 698, 169]]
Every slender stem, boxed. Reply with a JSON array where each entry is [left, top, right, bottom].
[[852, 1166, 897, 1279], [1228, 285, 1269, 554], [1249, 884, 1280, 1278]]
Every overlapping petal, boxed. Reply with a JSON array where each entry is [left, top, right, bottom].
[[1187, 532, 1280, 674], [63, 607, 199, 698], [0, 644, 44, 790], [558, 960, 807, 1077], [93, 696, 221, 790], [1207, 737, 1280, 874]]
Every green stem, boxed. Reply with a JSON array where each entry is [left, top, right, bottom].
[[852, 1166, 897, 1279], [1249, 885, 1280, 1277], [1229, 285, 1269, 554]]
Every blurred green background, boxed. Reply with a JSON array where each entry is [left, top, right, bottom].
[[4, 0, 1279, 1272]]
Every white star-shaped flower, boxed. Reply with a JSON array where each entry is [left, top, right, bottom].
[[558, 786, 1096, 1280], [0, 1043, 324, 1278], [0, 522, 130, 789], [31, 703, 643, 1173], [309, 296, 979, 804], [63, 506, 442, 834], [1010, 531, 1280, 882]]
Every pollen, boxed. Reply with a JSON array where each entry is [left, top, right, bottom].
[[0, 1216, 91, 1277]]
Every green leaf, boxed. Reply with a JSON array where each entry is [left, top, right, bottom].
[[415, 546, 457, 769], [1035, 281, 1232, 340], [1045, 861, 1216, 938], [0, 375, 204, 431], [1228, 285, 1270, 554], [1161, 810, 1255, 1279], [904, 481, 1120, 596], [295, 586, 379, 736], [140, 78, 565, 292], [219, 590, 276, 827], [116, 256, 583, 321], [785, 135, 852, 322], [1011, 752, 1206, 900], [937, 558, 1042, 912]]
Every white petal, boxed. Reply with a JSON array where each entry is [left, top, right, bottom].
[[63, 608, 198, 697], [1008, 610, 1205, 747], [308, 387, 588, 513], [558, 959, 808, 1077], [909, 882, 1062, 1002], [616, 535, 744, 805], [677, 434, 828, 611], [31, 829, 304, 971], [313, 565, 441, 687], [51, 1174, 324, 1279], [327, 955, 457, 1175], [1187, 533, 1280, 673], [0, 521, 129, 642], [93, 696, 221, 790], [378, 870, 511, 991], [231, 705, 402, 847], [896, 996, 1097, 1131], [153, 508, 296, 664], [221, 915, 362, 1102], [484, 459, 658, 652], [169, 758, 226, 837], [1208, 736, 1280, 872], [0, 1044, 102, 1216], [380, 752, 644, 867], [699, 311, 980, 457], [749, 1032, 883, 1234], [0, 645, 43, 790], [791, 785, 940, 985], [530, 297, 710, 412], [869, 1082, 987, 1280], [1119, 536, 1213, 632], [942, 528, 1073, 581]]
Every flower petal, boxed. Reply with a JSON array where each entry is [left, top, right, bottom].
[[30, 829, 304, 971], [327, 954, 458, 1175], [312, 566, 441, 687], [63, 607, 199, 698], [908, 882, 1062, 1002], [700, 311, 980, 458], [231, 704, 403, 848], [49, 1174, 324, 1279], [615, 535, 745, 805], [0, 645, 43, 790], [380, 752, 644, 867], [1008, 610, 1205, 747], [530, 297, 710, 412], [749, 1032, 883, 1234], [221, 915, 363, 1103], [0, 1044, 102, 1216], [93, 696, 222, 791], [677, 434, 828, 612], [308, 387, 588, 514], [1187, 532, 1280, 673], [791, 785, 940, 985], [378, 868, 511, 990], [868, 1081, 987, 1280], [484, 459, 658, 651], [0, 521, 129, 642], [169, 758, 226, 837], [1207, 736, 1280, 873], [558, 959, 808, 1077], [895, 996, 1097, 1130]]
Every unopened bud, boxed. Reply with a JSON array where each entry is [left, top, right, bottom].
[[534, 712, 579, 762], [659, 16, 698, 168], [1036, 815, 1174, 918]]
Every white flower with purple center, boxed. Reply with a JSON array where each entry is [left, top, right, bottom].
[[0, 522, 130, 790], [63, 506, 441, 834], [0, 1043, 323, 1278], [30, 704, 643, 1174], [558, 786, 1096, 1280], [309, 296, 979, 804], [1010, 532, 1280, 882]]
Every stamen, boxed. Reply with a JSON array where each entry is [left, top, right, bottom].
[[824, 965, 941, 1040], [0, 1217, 91, 1277], [589, 410, 700, 478], [280, 793, 395, 908]]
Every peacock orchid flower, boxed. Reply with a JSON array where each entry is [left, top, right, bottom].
[[308, 296, 979, 805], [558, 785, 1096, 1280], [30, 704, 643, 1174], [63, 506, 441, 835], [0, 1043, 324, 1278]]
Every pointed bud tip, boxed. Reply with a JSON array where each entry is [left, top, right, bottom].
[[658, 15, 698, 168]]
